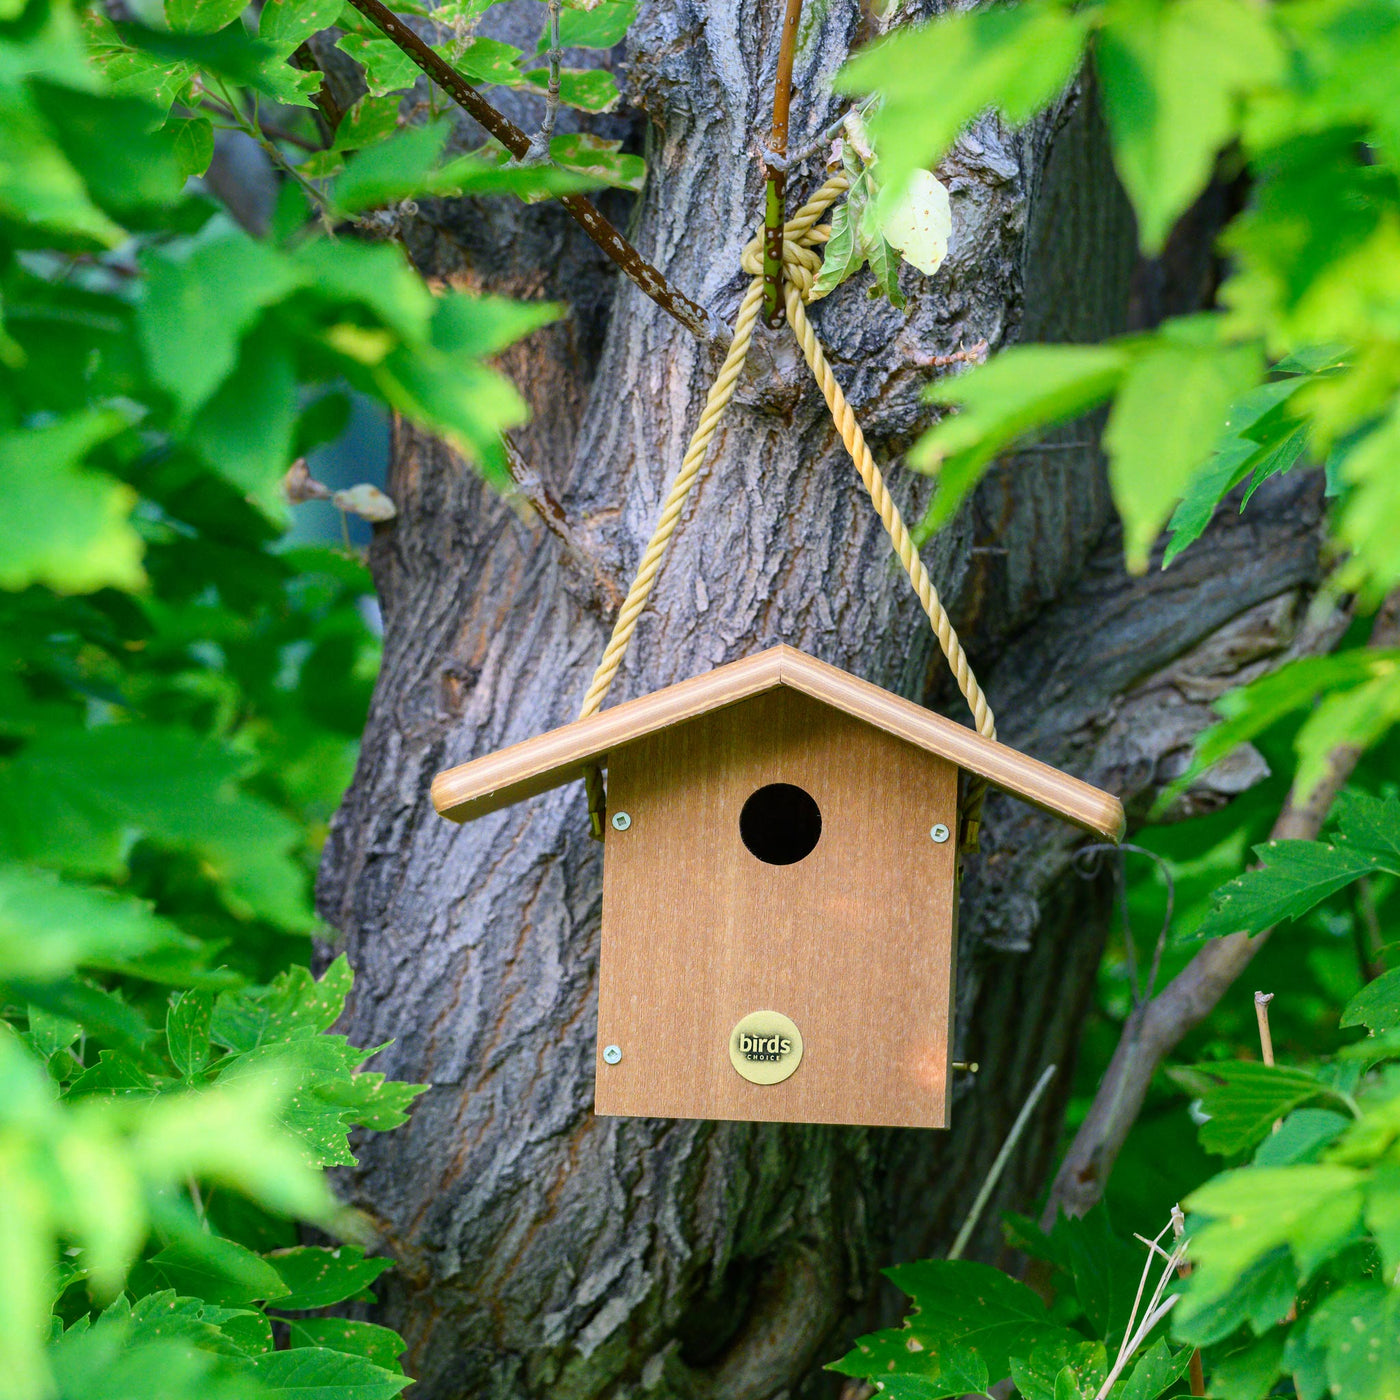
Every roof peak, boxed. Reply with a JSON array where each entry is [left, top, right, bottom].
[[431, 644, 1124, 840]]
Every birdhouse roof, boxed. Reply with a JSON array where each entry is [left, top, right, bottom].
[[431, 645, 1124, 839]]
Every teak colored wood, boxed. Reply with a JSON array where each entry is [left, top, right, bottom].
[[595, 688, 960, 1128], [431, 645, 1125, 842]]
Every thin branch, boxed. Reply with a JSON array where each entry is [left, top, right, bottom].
[[525, 0, 562, 162], [762, 0, 804, 326], [948, 1063, 1056, 1261], [338, 0, 722, 342], [1254, 991, 1276, 1067], [1045, 589, 1400, 1224]]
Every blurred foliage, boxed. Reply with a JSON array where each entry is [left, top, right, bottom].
[[841, 0, 1400, 805], [0, 0, 616, 1389]]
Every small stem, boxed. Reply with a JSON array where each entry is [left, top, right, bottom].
[[762, 0, 803, 326], [1254, 990, 1275, 1067], [527, 0, 562, 161], [948, 1063, 1056, 1260], [215, 78, 331, 214], [338, 0, 721, 342]]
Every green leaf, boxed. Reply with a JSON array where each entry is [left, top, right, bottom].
[[210, 956, 353, 1052], [248, 1348, 411, 1399], [1175, 1248, 1296, 1347], [140, 1237, 292, 1307], [883, 1259, 1065, 1384], [1103, 331, 1262, 571], [546, 0, 635, 49], [520, 66, 618, 112], [912, 345, 1130, 536], [186, 321, 298, 518], [30, 82, 186, 220], [285, 1319, 406, 1371], [809, 195, 864, 302], [1170, 1062, 1341, 1156], [139, 225, 303, 414], [547, 132, 645, 192], [169, 115, 215, 180], [453, 35, 525, 85], [0, 411, 142, 594], [1011, 1337, 1108, 1400], [1304, 1283, 1400, 1400], [168, 989, 214, 1077], [258, 0, 342, 51], [265, 1245, 394, 1309], [1208, 1331, 1286, 1400], [1253, 1108, 1350, 1167], [1194, 839, 1396, 940], [1181, 1166, 1364, 1327], [0, 864, 198, 983], [166, 0, 249, 34], [1096, 0, 1283, 253], [290, 238, 433, 343], [335, 34, 421, 96], [1344, 969, 1400, 1034], [1122, 1339, 1194, 1400]]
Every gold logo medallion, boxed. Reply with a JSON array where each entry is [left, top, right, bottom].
[[728, 1010, 803, 1086]]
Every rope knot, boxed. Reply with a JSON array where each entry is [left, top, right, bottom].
[[738, 173, 848, 305]]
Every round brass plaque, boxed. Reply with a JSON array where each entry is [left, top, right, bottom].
[[728, 1010, 804, 1086]]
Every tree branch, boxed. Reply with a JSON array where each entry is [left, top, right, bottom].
[[338, 0, 723, 343], [1045, 589, 1400, 1224]]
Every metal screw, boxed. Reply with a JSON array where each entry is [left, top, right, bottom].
[[611, 811, 631, 831], [602, 1044, 622, 1064], [930, 823, 950, 843]]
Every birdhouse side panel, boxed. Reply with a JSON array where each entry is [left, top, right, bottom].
[[594, 687, 959, 1129]]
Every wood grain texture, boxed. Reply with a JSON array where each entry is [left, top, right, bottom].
[[595, 688, 959, 1128], [432, 645, 1125, 839]]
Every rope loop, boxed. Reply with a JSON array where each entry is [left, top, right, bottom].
[[577, 172, 996, 851]]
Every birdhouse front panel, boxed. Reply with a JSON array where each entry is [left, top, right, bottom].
[[594, 685, 961, 1130]]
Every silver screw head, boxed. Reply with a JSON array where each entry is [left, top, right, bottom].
[[602, 1044, 622, 1064], [611, 811, 631, 831], [930, 823, 951, 844]]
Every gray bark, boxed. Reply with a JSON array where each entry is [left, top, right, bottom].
[[317, 5, 1326, 1396]]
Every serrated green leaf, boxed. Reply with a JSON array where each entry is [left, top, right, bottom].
[[1195, 839, 1395, 940], [1171, 1061, 1339, 1155], [140, 1238, 291, 1307], [1208, 1331, 1285, 1400], [1011, 1337, 1107, 1400], [1253, 1108, 1350, 1167], [453, 34, 524, 84], [1122, 1340, 1194, 1400], [1304, 1283, 1400, 1400], [1343, 969, 1400, 1033], [258, 0, 341, 51], [808, 196, 864, 302]]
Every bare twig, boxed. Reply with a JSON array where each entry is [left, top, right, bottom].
[[337, 0, 722, 342], [948, 1063, 1056, 1261], [525, 0, 562, 162], [1171, 1208, 1206, 1396], [291, 41, 344, 140], [1045, 590, 1400, 1224], [762, 0, 804, 326], [1254, 991, 1276, 1067]]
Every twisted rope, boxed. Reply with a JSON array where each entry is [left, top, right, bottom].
[[578, 173, 996, 847]]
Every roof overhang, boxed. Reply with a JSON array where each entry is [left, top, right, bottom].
[[430, 645, 1125, 841]]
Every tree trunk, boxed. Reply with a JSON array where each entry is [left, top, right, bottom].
[[317, 5, 1326, 1396]]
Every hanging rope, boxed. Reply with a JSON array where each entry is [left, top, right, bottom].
[[577, 173, 997, 849]]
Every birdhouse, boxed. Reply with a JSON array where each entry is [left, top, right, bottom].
[[431, 646, 1123, 1131]]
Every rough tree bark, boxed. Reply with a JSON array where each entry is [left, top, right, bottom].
[[317, 4, 1327, 1396]]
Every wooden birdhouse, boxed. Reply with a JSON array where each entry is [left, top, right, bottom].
[[431, 646, 1123, 1131]]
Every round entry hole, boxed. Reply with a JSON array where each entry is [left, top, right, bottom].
[[739, 784, 822, 865]]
